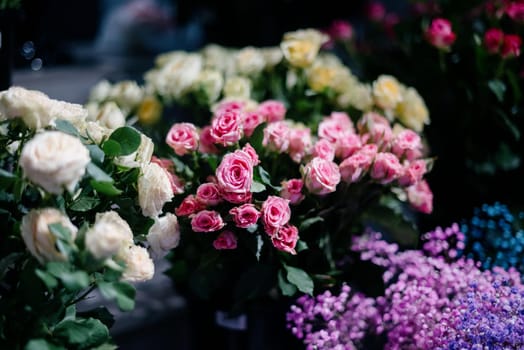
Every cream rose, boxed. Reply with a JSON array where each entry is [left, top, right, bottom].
[[108, 80, 144, 111], [119, 245, 155, 282], [280, 29, 328, 68], [138, 162, 174, 217], [234, 47, 265, 76], [89, 80, 112, 102], [21, 208, 78, 263], [83, 121, 112, 144], [372, 75, 403, 110], [90, 101, 126, 130], [85, 211, 134, 260], [395, 87, 430, 132], [20, 131, 90, 194], [148, 54, 203, 99], [194, 69, 224, 103], [0, 86, 55, 129], [223, 76, 251, 99], [147, 213, 180, 259], [261, 47, 283, 70], [337, 83, 373, 111], [114, 133, 154, 169]]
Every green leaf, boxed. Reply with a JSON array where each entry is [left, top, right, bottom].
[[78, 307, 115, 329], [488, 79, 506, 102], [101, 140, 121, 157], [48, 223, 72, 242], [283, 264, 314, 295], [91, 344, 118, 350], [0, 252, 24, 279], [54, 318, 109, 349], [258, 166, 282, 191], [63, 305, 76, 322], [70, 196, 101, 212], [90, 180, 122, 196], [0, 168, 17, 188], [86, 144, 105, 165], [98, 281, 136, 311], [299, 217, 324, 231], [46, 262, 89, 291], [54, 119, 79, 137], [35, 269, 58, 289], [86, 163, 113, 183], [278, 269, 297, 296], [256, 234, 264, 261], [251, 181, 266, 193], [107, 127, 141, 156], [296, 240, 309, 252], [493, 108, 520, 141], [248, 123, 266, 153], [25, 339, 65, 350]]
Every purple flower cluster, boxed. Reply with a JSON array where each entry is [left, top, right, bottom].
[[421, 223, 465, 261], [287, 284, 381, 350]]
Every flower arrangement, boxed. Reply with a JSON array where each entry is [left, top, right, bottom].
[[0, 86, 179, 348]]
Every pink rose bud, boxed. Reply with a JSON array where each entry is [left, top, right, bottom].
[[196, 182, 222, 206], [229, 203, 261, 228], [199, 126, 219, 154], [214, 100, 245, 114], [313, 139, 336, 161], [336, 133, 362, 159], [241, 143, 260, 166], [391, 130, 423, 161], [398, 160, 427, 187], [288, 126, 313, 163], [358, 112, 393, 148], [261, 196, 291, 236], [507, 3, 524, 22], [166, 122, 199, 156], [175, 195, 205, 217], [151, 157, 185, 194], [191, 210, 225, 232], [242, 112, 264, 138], [407, 180, 433, 214], [210, 110, 243, 146], [328, 20, 354, 41], [339, 151, 375, 183], [271, 224, 299, 255], [216, 150, 253, 194], [280, 178, 305, 205], [257, 100, 287, 123], [318, 114, 353, 145], [213, 230, 238, 250], [329, 112, 354, 130], [501, 34, 522, 58], [263, 121, 291, 153], [222, 191, 253, 204], [425, 18, 456, 50], [360, 144, 379, 158], [366, 1, 386, 22], [484, 28, 505, 54], [303, 157, 341, 195], [370, 152, 402, 184]]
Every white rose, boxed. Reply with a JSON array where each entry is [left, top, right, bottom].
[[372, 75, 403, 110], [0, 86, 55, 129], [395, 87, 430, 132], [147, 213, 180, 259], [89, 80, 112, 102], [202, 44, 232, 71], [223, 76, 251, 99], [50, 100, 89, 126], [83, 121, 112, 144], [194, 70, 224, 103], [154, 50, 186, 67], [114, 133, 154, 169], [20, 131, 90, 194], [152, 54, 203, 99], [21, 208, 78, 263], [85, 211, 134, 260], [280, 29, 328, 68], [337, 83, 373, 111], [138, 162, 174, 217], [119, 245, 155, 282], [261, 47, 283, 70], [91, 102, 126, 130], [108, 81, 144, 111], [234, 47, 265, 76]]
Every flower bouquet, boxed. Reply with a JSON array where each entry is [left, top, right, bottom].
[[0, 87, 179, 348]]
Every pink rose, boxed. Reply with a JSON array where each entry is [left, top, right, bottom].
[[166, 123, 199, 156], [358, 112, 393, 148], [229, 204, 260, 228], [501, 34, 522, 58], [213, 230, 238, 250], [328, 20, 354, 41], [318, 118, 350, 145], [241, 143, 260, 166], [507, 3, 524, 22], [214, 100, 245, 114], [329, 112, 354, 131], [425, 18, 456, 50], [339, 151, 375, 183], [370, 152, 402, 184], [271, 224, 299, 255], [407, 180, 433, 214], [263, 121, 291, 152], [257, 100, 286, 123], [303, 157, 341, 195], [216, 150, 253, 194], [175, 195, 205, 217], [151, 157, 185, 194], [366, 1, 386, 22], [313, 139, 336, 161], [391, 130, 423, 161], [261, 196, 291, 236], [398, 160, 427, 187], [288, 126, 313, 163], [359, 144, 379, 158], [199, 126, 219, 154], [242, 112, 264, 138], [280, 179, 305, 205], [191, 210, 225, 232], [196, 182, 222, 206], [336, 133, 362, 159], [484, 28, 505, 54], [222, 191, 253, 204], [210, 110, 243, 146]]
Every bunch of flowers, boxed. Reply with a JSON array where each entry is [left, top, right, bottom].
[[288, 228, 524, 349], [0, 86, 179, 348]]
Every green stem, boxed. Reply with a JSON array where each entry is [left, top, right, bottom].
[[438, 50, 447, 73], [495, 59, 506, 79], [67, 284, 97, 306]]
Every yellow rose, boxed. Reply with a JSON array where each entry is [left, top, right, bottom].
[[307, 65, 338, 92], [137, 96, 162, 125], [395, 87, 430, 132], [337, 83, 374, 111], [372, 75, 403, 110], [280, 29, 328, 68]]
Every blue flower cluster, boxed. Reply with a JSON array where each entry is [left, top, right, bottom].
[[460, 203, 524, 272]]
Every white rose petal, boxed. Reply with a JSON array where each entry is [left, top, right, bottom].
[[85, 211, 134, 260], [119, 245, 155, 282], [234, 47, 265, 76], [0, 86, 55, 129], [91, 101, 126, 130], [21, 208, 78, 264], [147, 213, 180, 259], [138, 162, 174, 217], [223, 76, 251, 99], [20, 131, 90, 194], [108, 81, 144, 112], [89, 80, 112, 102]]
